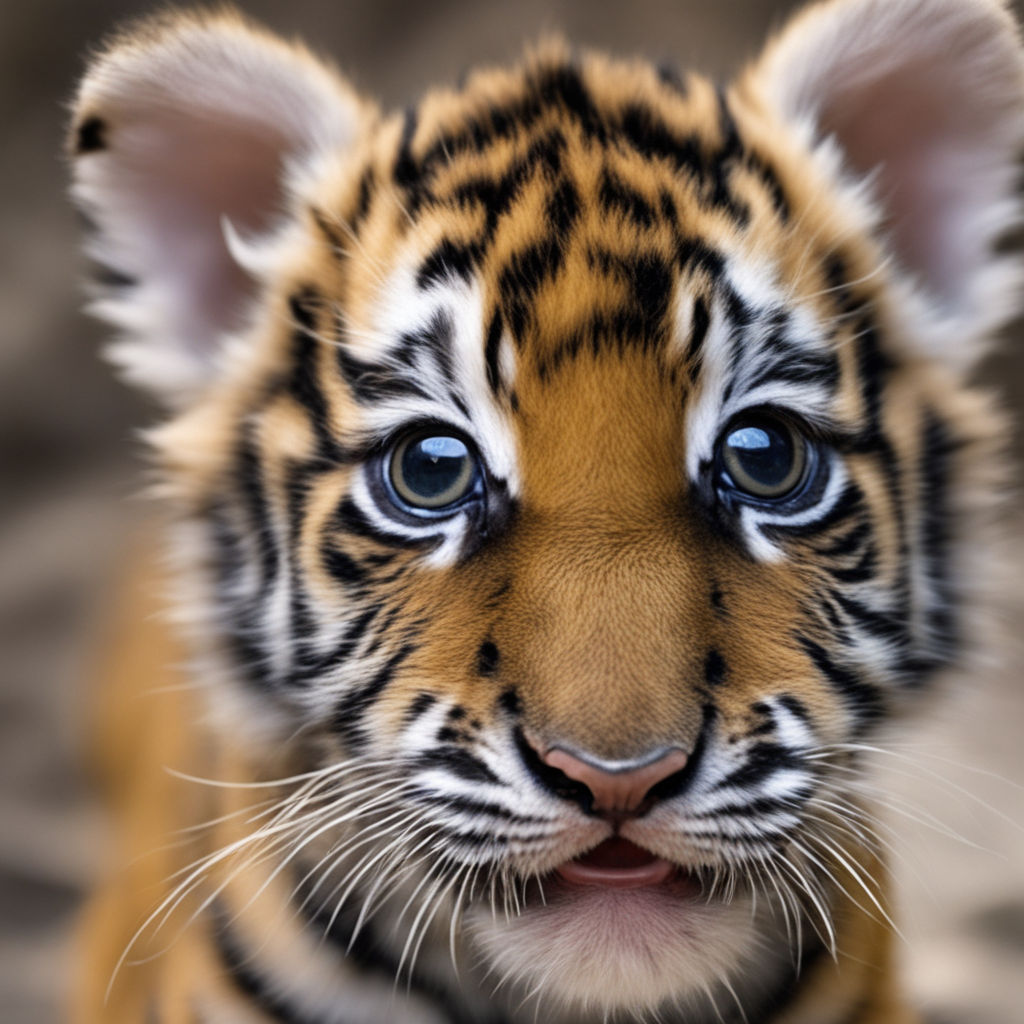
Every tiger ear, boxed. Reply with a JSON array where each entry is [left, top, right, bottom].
[[746, 0, 1024, 369], [69, 12, 369, 405]]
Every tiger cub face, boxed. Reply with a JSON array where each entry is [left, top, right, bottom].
[[71, 0, 1023, 1018]]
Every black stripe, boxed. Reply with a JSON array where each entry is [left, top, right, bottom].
[[714, 742, 802, 791], [288, 604, 381, 686], [917, 411, 957, 670], [717, 90, 791, 224], [689, 793, 808, 820], [747, 346, 839, 391], [310, 206, 347, 261], [498, 236, 564, 340], [744, 147, 791, 222], [332, 642, 417, 749], [831, 590, 910, 648], [708, 91, 750, 224], [796, 635, 885, 730], [414, 63, 599, 184], [752, 937, 827, 1021], [75, 115, 106, 154], [213, 904, 353, 1024], [417, 237, 482, 289], [414, 747, 500, 785], [408, 788, 546, 824], [334, 342, 431, 405], [208, 508, 275, 694], [419, 310, 458, 385], [298, 893, 510, 1024], [334, 497, 430, 548], [777, 694, 810, 723], [617, 103, 746, 221], [825, 542, 878, 584], [483, 310, 504, 396], [322, 544, 368, 587], [287, 289, 354, 465], [685, 294, 710, 380], [349, 166, 375, 234], [816, 521, 871, 558], [393, 105, 421, 195], [676, 237, 726, 279], [234, 434, 278, 594], [598, 166, 655, 226], [766, 483, 864, 544], [445, 128, 566, 242], [405, 691, 437, 724], [532, 61, 605, 141], [547, 176, 581, 237]]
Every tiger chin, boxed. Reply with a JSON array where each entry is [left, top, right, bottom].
[[69, 1, 1023, 1023]]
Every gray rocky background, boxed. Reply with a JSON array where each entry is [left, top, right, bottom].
[[2, 1, 1023, 1021]]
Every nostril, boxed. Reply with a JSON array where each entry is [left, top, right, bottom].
[[513, 729, 595, 809]]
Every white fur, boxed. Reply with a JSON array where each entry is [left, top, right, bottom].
[[72, 16, 364, 404], [468, 888, 761, 1017], [357, 265, 520, 492]]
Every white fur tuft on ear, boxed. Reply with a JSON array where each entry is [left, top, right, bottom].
[[748, 0, 1024, 369], [70, 12, 369, 404]]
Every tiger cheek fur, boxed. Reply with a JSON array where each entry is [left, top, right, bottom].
[[70, 2, 1023, 1023]]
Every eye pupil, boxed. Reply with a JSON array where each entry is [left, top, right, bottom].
[[391, 433, 477, 509], [720, 416, 806, 498]]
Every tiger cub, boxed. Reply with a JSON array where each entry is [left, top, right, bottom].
[[69, 1, 1023, 1021]]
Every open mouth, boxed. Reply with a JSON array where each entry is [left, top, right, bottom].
[[554, 837, 680, 889]]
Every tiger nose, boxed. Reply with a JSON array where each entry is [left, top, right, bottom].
[[540, 744, 689, 815]]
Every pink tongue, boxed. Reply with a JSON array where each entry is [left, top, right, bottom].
[[556, 838, 676, 889]]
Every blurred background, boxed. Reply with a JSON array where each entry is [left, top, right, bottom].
[[2, 1, 1023, 1021]]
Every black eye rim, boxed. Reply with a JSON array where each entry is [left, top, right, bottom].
[[714, 409, 817, 505], [380, 423, 485, 518]]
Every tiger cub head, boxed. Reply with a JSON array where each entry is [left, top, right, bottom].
[[70, 0, 1023, 1017]]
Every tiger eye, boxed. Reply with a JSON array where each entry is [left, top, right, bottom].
[[720, 415, 807, 499], [390, 433, 477, 510]]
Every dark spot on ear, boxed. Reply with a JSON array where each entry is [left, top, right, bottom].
[[75, 116, 106, 154], [91, 262, 136, 289], [477, 640, 500, 677], [498, 687, 521, 717], [704, 649, 727, 687]]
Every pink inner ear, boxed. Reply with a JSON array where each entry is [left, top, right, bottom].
[[116, 112, 292, 356], [819, 54, 1007, 309]]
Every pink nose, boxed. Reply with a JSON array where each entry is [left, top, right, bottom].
[[540, 745, 689, 814]]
